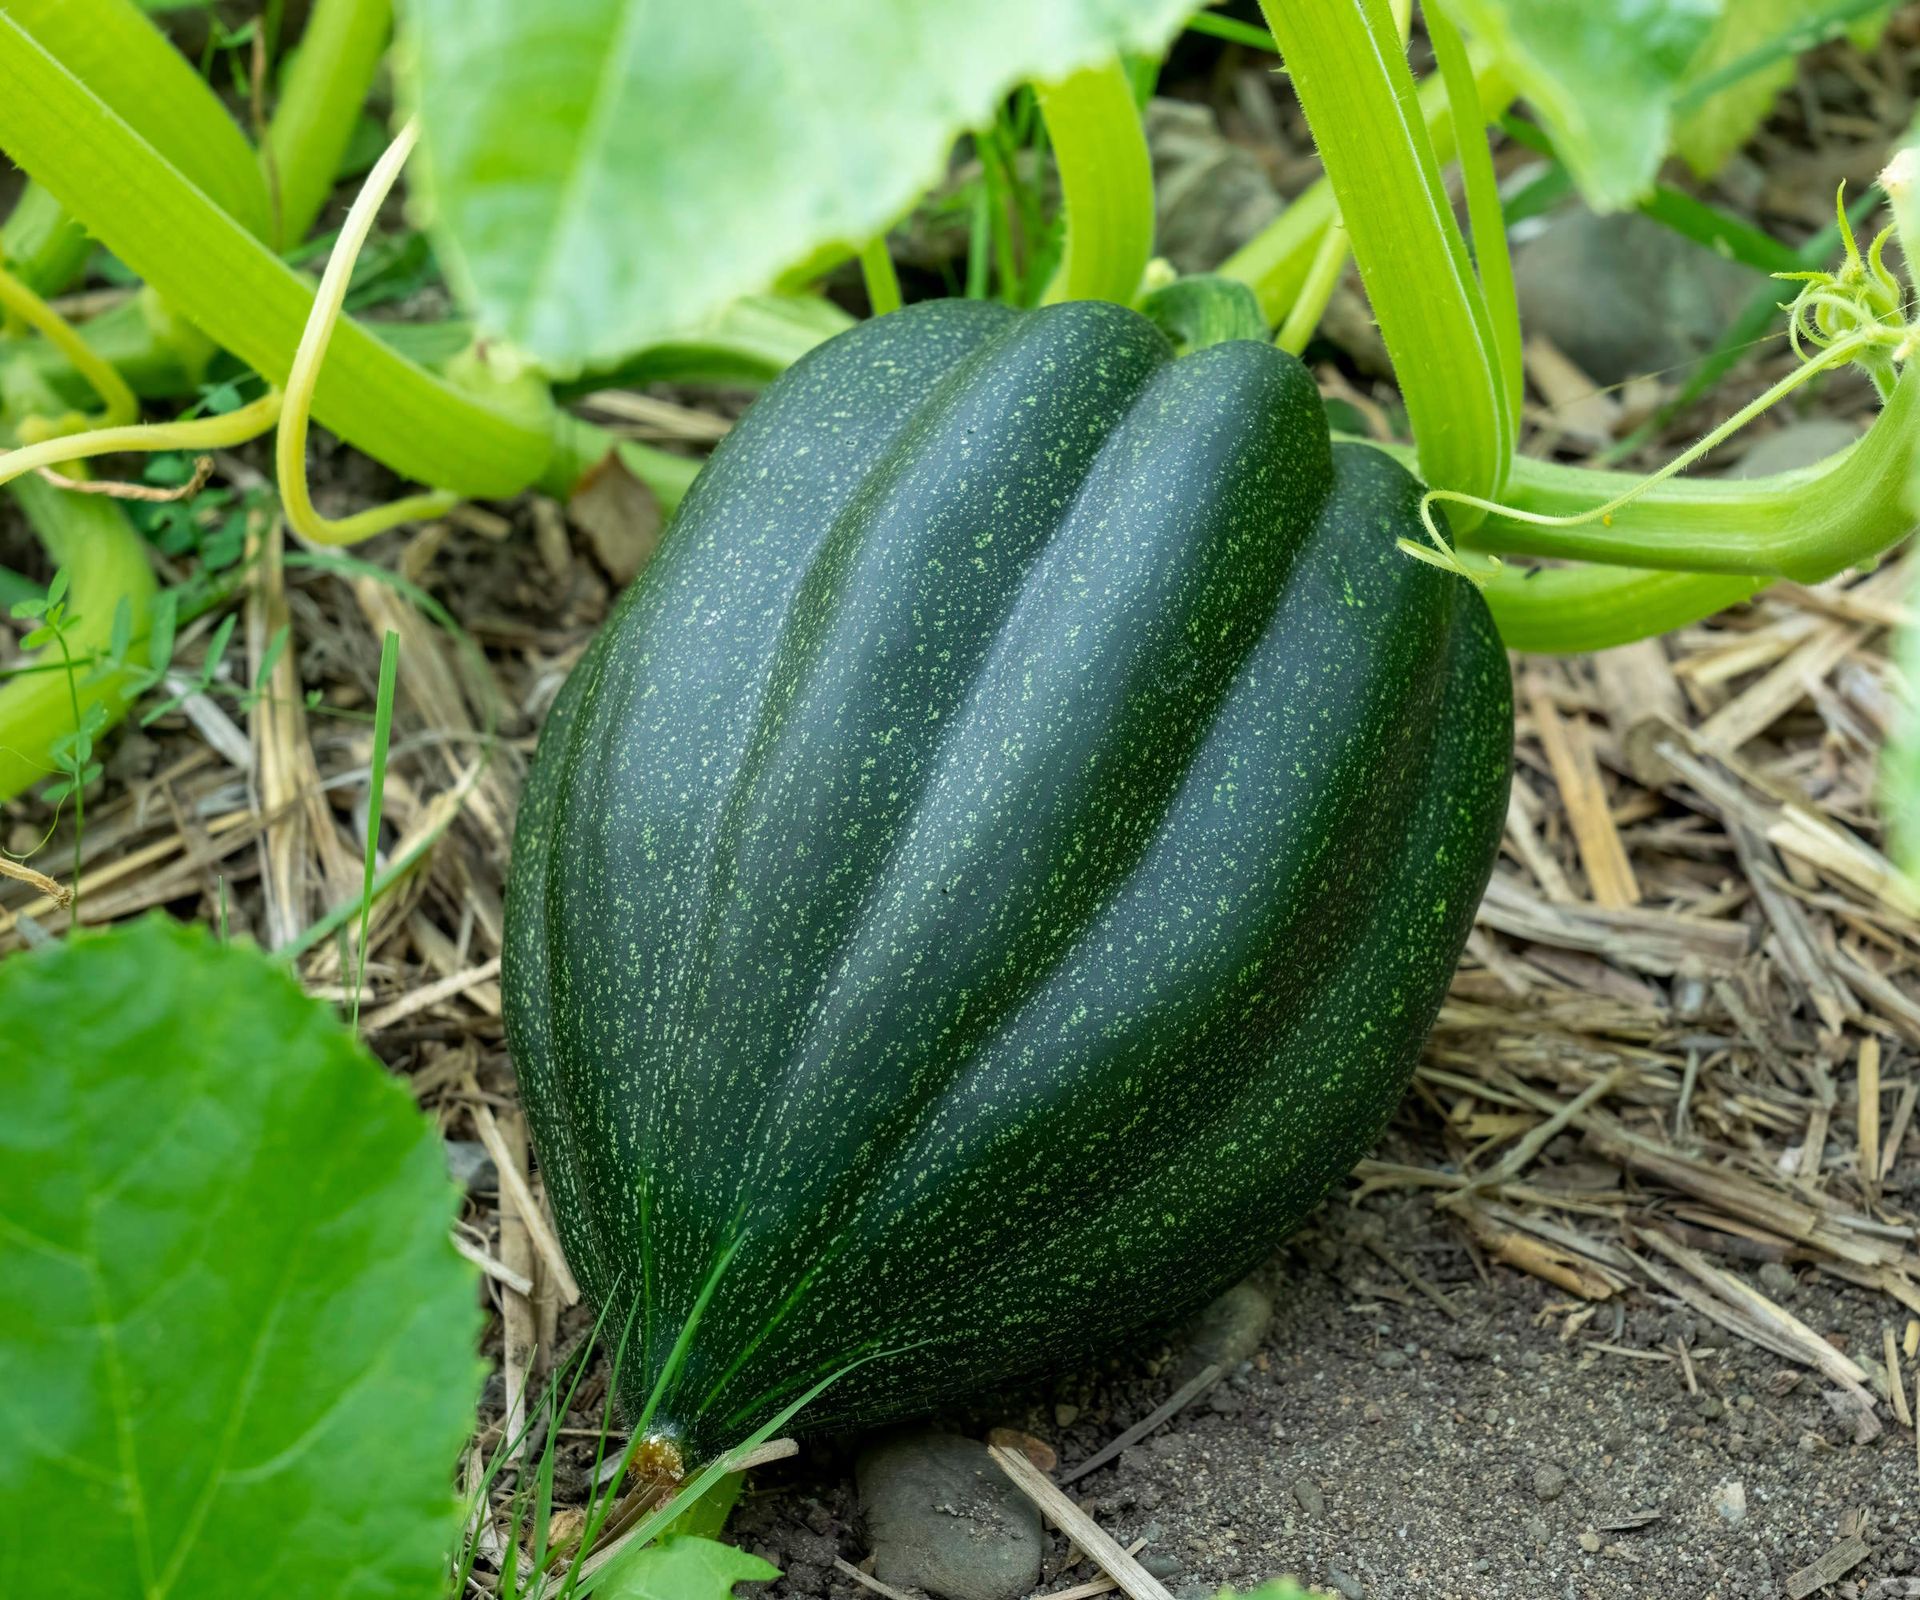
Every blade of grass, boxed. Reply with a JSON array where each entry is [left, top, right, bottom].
[[1639, 184, 1801, 275], [965, 174, 993, 301], [350, 627, 398, 1028], [1185, 10, 1278, 52], [1501, 114, 1801, 275], [856, 238, 903, 318], [574, 1359, 870, 1596]]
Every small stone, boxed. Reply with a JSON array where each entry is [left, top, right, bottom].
[[1140, 1553, 1183, 1581], [1532, 1464, 1568, 1503], [1054, 1403, 1081, 1428], [1175, 1280, 1273, 1383], [1710, 1480, 1747, 1525], [444, 1139, 497, 1192], [1578, 1532, 1602, 1554], [1292, 1479, 1325, 1518], [1757, 1262, 1797, 1299], [1727, 419, 1860, 480], [782, 1562, 827, 1593], [857, 1431, 1043, 1600], [1327, 1568, 1367, 1599], [1514, 207, 1756, 386]]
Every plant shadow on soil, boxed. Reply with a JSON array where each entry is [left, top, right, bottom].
[[730, 1163, 1920, 1600]]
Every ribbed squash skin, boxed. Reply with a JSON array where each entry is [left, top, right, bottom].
[[504, 299, 1512, 1456]]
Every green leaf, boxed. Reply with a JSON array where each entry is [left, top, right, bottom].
[[593, 1534, 779, 1600], [0, 916, 482, 1600], [395, 0, 1195, 372], [1444, 0, 1720, 210], [1672, 0, 1803, 177], [146, 588, 179, 675], [1670, 0, 1897, 181], [107, 594, 132, 665], [250, 623, 290, 698], [199, 610, 237, 686]]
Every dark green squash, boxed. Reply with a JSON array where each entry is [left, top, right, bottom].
[[504, 299, 1512, 1458]]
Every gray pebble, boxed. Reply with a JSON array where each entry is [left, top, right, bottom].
[[1727, 419, 1859, 480], [444, 1139, 496, 1192], [1533, 1464, 1568, 1503], [856, 1431, 1042, 1600], [1514, 206, 1756, 385], [1140, 1552, 1183, 1580]]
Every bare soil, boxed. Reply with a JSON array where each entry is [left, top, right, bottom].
[[734, 1168, 1920, 1600]]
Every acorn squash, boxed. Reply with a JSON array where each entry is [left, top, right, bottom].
[[504, 298, 1512, 1457]]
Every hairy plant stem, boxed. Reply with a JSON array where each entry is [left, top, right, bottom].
[[1446, 348, 1916, 580]]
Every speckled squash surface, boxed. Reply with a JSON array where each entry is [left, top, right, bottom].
[[504, 299, 1513, 1457]]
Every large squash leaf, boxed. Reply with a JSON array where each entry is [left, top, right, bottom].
[[0, 917, 481, 1600], [394, 0, 1192, 373], [1445, 0, 1720, 210], [1675, 0, 1893, 179]]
